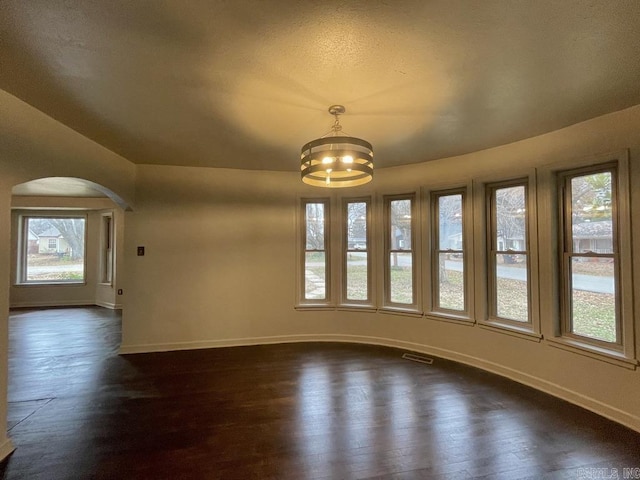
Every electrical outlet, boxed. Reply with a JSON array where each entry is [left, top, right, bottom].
[[117, 289, 123, 295], [137, 246, 145, 256]]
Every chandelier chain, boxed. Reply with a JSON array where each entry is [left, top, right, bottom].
[[332, 113, 342, 133]]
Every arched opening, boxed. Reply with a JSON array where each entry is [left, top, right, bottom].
[[10, 177, 128, 309], [5, 177, 129, 451]]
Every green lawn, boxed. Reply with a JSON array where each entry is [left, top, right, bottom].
[[309, 264, 616, 342]]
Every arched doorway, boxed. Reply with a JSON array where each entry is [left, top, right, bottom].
[[10, 177, 128, 310], [2, 176, 130, 460]]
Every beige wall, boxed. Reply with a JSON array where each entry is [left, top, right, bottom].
[[0, 180, 13, 460], [121, 166, 298, 345], [121, 105, 640, 433]]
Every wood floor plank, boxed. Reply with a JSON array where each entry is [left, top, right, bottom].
[[1, 306, 639, 479]]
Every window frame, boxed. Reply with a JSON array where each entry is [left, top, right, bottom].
[[297, 198, 332, 308], [474, 172, 541, 340], [558, 163, 622, 348], [381, 192, 420, 313], [341, 196, 374, 309], [17, 214, 88, 286], [100, 213, 114, 285], [426, 186, 473, 321], [538, 151, 636, 367]]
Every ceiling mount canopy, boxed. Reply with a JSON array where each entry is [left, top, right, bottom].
[[301, 105, 373, 188]]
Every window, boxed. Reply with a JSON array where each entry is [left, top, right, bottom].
[[384, 194, 418, 310], [101, 214, 114, 284], [559, 166, 619, 344], [431, 189, 468, 316], [343, 199, 372, 305], [20, 216, 86, 284], [301, 200, 330, 304], [487, 181, 530, 324]]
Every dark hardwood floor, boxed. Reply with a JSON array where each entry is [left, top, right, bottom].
[[1, 307, 639, 479]]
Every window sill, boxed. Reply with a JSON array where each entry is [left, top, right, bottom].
[[478, 321, 543, 342], [425, 313, 475, 326], [378, 307, 423, 318], [546, 337, 638, 370], [337, 306, 378, 313], [14, 281, 86, 287], [294, 305, 335, 312]]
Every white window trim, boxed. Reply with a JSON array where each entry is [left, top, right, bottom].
[[340, 196, 375, 309], [17, 213, 88, 286], [473, 170, 541, 337], [296, 197, 333, 308], [537, 150, 637, 365], [423, 184, 474, 323], [100, 212, 114, 285], [380, 192, 421, 314], [559, 164, 619, 346]]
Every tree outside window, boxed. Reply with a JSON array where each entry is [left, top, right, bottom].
[[561, 169, 618, 343], [433, 192, 465, 313], [303, 201, 329, 301], [385, 196, 415, 306], [489, 183, 530, 323], [22, 216, 86, 283], [344, 200, 370, 303]]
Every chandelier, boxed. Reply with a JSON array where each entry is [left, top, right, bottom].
[[300, 105, 373, 188]]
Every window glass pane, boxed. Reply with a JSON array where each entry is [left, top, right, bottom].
[[438, 194, 463, 250], [495, 186, 526, 251], [346, 252, 368, 301], [102, 215, 113, 284], [25, 217, 85, 282], [305, 203, 325, 250], [389, 252, 412, 304], [571, 172, 613, 254], [438, 252, 464, 311], [347, 202, 367, 250], [495, 253, 528, 321], [305, 252, 326, 299], [570, 257, 616, 342], [390, 199, 412, 250]]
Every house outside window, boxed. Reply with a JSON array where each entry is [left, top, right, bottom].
[[19, 216, 86, 284], [559, 166, 619, 344], [343, 198, 372, 306]]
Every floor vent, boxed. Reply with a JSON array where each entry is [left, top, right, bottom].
[[402, 353, 434, 365]]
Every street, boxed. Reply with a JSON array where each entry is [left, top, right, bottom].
[[336, 255, 614, 294]]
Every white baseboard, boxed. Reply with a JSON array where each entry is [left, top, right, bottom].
[[10, 300, 94, 309], [0, 437, 15, 462], [95, 301, 122, 310], [119, 334, 338, 354], [119, 333, 640, 433]]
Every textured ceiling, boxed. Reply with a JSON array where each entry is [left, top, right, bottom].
[[2, 1, 640, 172]]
